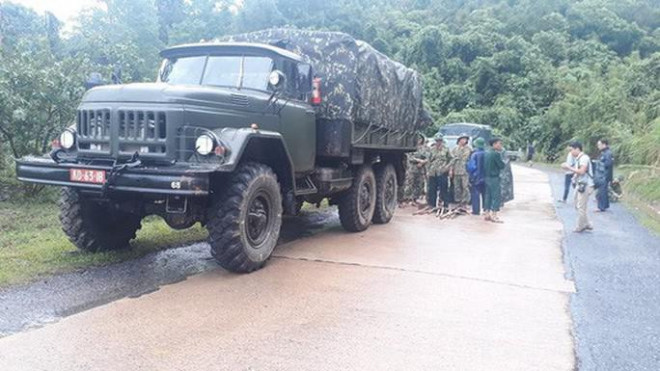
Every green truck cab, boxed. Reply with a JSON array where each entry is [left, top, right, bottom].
[[16, 31, 426, 273]]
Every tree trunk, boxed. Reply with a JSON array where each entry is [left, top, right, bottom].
[[0, 125, 20, 158]]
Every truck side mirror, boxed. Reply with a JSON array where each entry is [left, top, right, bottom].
[[269, 70, 286, 91]]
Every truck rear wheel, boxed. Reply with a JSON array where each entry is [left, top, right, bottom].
[[338, 165, 376, 232], [59, 187, 142, 252], [373, 163, 398, 224], [207, 162, 282, 273]]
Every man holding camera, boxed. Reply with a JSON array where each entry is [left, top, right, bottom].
[[562, 141, 594, 233]]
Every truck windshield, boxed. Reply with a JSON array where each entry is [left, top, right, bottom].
[[159, 55, 274, 91]]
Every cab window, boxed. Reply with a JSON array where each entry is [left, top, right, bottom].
[[160, 55, 274, 91], [281, 60, 312, 101], [159, 56, 205, 85]]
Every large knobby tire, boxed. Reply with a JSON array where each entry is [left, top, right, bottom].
[[338, 165, 377, 232], [59, 187, 142, 252], [373, 163, 398, 224], [207, 162, 282, 273]]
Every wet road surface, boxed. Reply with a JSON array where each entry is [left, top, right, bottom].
[[0, 166, 575, 370], [0, 208, 337, 336], [546, 169, 660, 371]]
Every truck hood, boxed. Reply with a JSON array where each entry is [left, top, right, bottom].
[[82, 83, 268, 111]]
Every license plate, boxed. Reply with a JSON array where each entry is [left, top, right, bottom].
[[69, 168, 106, 184]]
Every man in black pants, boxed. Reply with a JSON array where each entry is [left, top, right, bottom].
[[595, 138, 614, 212], [560, 145, 574, 203], [426, 133, 453, 211]]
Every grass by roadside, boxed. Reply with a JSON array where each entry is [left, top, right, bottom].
[[0, 200, 207, 288], [616, 165, 660, 236]]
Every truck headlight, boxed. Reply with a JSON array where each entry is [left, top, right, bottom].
[[195, 134, 215, 156], [60, 129, 76, 150]]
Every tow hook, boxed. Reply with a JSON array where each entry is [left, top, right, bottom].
[[101, 152, 142, 196]]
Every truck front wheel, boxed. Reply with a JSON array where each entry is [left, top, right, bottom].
[[207, 163, 282, 273], [373, 163, 398, 224], [59, 187, 142, 252], [338, 165, 376, 232]]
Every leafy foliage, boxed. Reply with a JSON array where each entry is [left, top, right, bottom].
[[0, 0, 659, 188]]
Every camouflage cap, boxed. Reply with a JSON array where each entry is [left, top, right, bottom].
[[457, 133, 470, 144], [434, 132, 444, 141]]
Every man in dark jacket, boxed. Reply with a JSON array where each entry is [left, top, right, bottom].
[[483, 138, 506, 223], [467, 138, 486, 215], [596, 138, 614, 212]]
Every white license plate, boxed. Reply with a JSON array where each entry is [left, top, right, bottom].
[[69, 168, 106, 184]]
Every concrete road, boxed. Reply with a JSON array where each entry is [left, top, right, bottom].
[[0, 166, 575, 370]]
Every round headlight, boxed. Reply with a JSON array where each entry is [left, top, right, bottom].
[[60, 130, 76, 150], [195, 134, 215, 156]]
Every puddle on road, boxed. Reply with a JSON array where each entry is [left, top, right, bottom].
[[0, 208, 339, 337]]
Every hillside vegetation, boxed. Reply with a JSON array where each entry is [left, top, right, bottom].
[[1, 0, 659, 189]]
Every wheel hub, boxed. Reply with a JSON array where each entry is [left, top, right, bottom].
[[359, 181, 373, 218], [247, 194, 271, 246]]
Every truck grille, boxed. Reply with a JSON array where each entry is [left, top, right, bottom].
[[77, 109, 111, 139], [76, 108, 169, 157], [118, 110, 167, 140]]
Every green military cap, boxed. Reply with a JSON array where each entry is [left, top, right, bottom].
[[473, 137, 485, 149]]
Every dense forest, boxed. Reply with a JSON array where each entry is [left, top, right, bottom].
[[1, 0, 659, 183]]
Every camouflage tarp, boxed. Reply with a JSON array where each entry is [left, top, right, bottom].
[[222, 29, 426, 133]]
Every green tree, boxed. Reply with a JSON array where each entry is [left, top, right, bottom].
[[168, 0, 234, 44], [0, 40, 89, 159], [156, 0, 186, 44], [67, 0, 163, 81]]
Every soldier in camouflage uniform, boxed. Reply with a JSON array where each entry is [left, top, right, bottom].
[[451, 134, 472, 209], [403, 136, 429, 206], [427, 133, 453, 211], [500, 149, 514, 204]]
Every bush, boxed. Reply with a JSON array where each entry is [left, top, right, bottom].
[[615, 118, 660, 166]]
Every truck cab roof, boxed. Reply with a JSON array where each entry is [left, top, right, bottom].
[[160, 42, 305, 63]]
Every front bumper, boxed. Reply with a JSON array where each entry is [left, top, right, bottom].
[[16, 157, 211, 196]]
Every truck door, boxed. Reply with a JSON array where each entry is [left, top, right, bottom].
[[278, 62, 316, 173]]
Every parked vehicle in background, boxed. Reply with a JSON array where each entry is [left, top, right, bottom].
[[437, 123, 515, 202], [439, 123, 521, 160]]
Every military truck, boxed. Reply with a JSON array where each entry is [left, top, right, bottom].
[[15, 29, 427, 273]]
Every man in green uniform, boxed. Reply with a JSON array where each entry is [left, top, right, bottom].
[[483, 138, 506, 223], [451, 133, 472, 210], [427, 133, 453, 212], [403, 135, 429, 206]]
